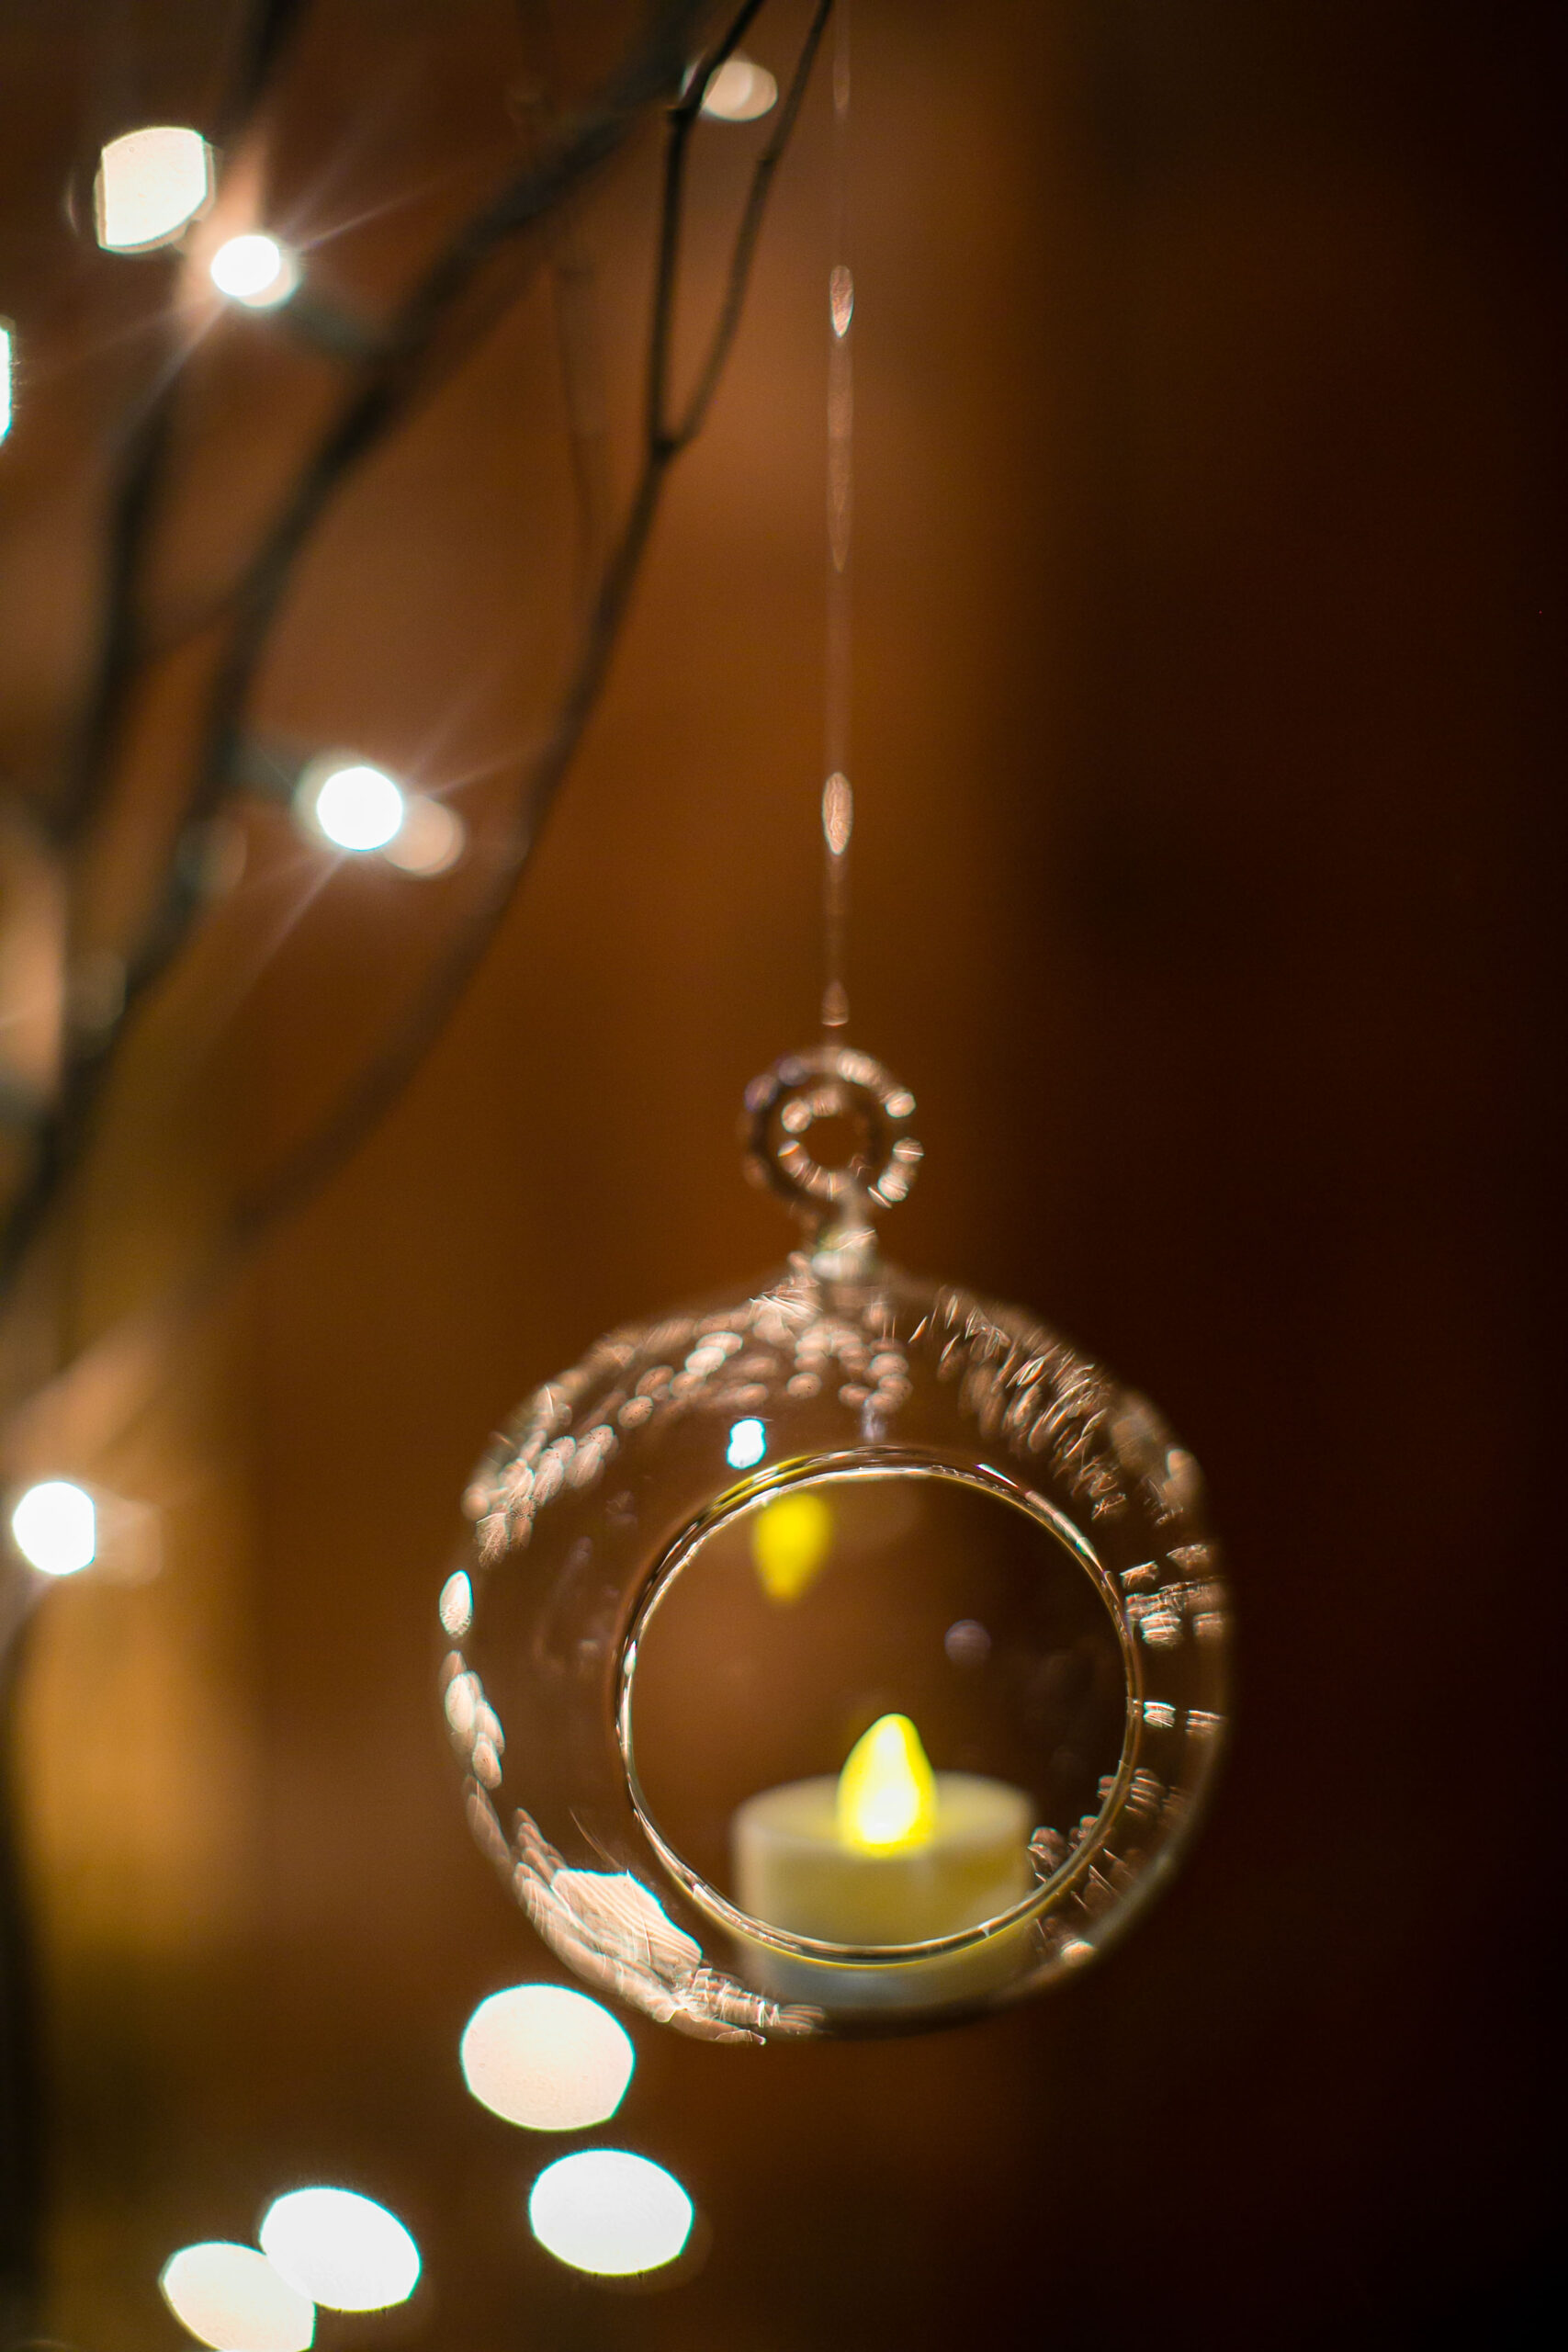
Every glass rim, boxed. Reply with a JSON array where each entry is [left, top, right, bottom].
[[616, 1446, 1145, 1967]]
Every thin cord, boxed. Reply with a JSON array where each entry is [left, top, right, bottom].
[[820, 0, 852, 1034]]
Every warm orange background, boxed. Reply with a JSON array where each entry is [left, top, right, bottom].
[[1, 3, 1557, 2345]]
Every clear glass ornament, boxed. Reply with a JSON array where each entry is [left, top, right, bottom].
[[441, 1048, 1229, 2041]]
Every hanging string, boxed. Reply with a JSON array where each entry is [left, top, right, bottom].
[[820, 0, 852, 1034]]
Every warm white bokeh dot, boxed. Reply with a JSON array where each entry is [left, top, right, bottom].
[[95, 125, 213, 251], [460, 1984, 635, 2132], [158, 2242, 314, 2352], [527, 2150, 694, 2277], [306, 762, 405, 852], [209, 232, 299, 307], [11, 1480, 96, 1577], [259, 2187, 420, 2313], [701, 58, 778, 120]]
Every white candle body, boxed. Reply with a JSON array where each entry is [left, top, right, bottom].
[[731, 1770, 1035, 2010]]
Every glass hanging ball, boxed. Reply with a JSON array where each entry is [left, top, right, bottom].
[[441, 1047, 1230, 2041]]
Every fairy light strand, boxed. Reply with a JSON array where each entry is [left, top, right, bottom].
[[820, 0, 852, 1033]]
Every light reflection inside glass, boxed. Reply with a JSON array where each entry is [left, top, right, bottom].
[[750, 1488, 832, 1603], [822, 770, 852, 855], [159, 2243, 314, 2352], [725, 1417, 766, 1470], [438, 1569, 473, 1637], [460, 1983, 635, 2131], [527, 2150, 694, 2277], [943, 1616, 991, 1666], [258, 2187, 420, 2313]]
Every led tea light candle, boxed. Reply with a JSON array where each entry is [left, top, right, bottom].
[[731, 1713, 1035, 2007]]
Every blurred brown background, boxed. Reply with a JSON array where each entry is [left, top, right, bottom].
[[0, 1, 1560, 2346]]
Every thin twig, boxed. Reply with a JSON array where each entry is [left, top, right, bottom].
[[209, 0, 831, 1260], [6, 0, 833, 1451], [0, 0, 717, 1295], [53, 0, 321, 850]]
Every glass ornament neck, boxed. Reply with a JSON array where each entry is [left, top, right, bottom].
[[741, 1045, 921, 1277]]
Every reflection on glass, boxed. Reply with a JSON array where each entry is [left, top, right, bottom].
[[10, 1478, 96, 1577], [821, 767, 852, 851], [750, 1488, 832, 1604], [209, 232, 299, 308], [724, 1417, 766, 1471], [527, 2150, 694, 2277], [159, 2243, 314, 2352], [438, 1569, 473, 1637], [943, 1616, 991, 1667], [460, 1984, 635, 2131], [258, 2188, 419, 2313], [95, 126, 213, 251]]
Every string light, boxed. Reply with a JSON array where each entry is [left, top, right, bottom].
[[210, 233, 300, 309], [527, 2150, 694, 2278], [381, 794, 466, 876], [258, 2188, 420, 2313], [296, 758, 405, 852], [158, 2243, 314, 2352], [460, 1984, 635, 2131], [10, 1480, 96, 1577], [95, 126, 214, 252], [700, 57, 779, 121]]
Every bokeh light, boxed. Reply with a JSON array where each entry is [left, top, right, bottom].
[[381, 793, 465, 876], [10, 1479, 96, 1577], [210, 232, 299, 308], [158, 2243, 314, 2352], [259, 2187, 420, 2313], [95, 125, 213, 252], [701, 57, 778, 121], [460, 1984, 635, 2132], [527, 2150, 694, 2277], [301, 760, 405, 852]]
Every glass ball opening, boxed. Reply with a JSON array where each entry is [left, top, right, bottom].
[[620, 1458, 1137, 1983]]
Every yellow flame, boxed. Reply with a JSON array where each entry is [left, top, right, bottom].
[[750, 1492, 833, 1605], [835, 1713, 937, 1852]]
